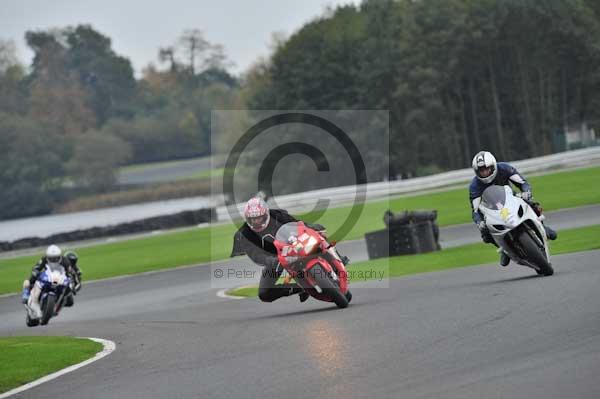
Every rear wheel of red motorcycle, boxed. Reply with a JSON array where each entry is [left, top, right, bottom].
[[309, 266, 349, 309]]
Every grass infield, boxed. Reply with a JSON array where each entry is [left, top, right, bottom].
[[0, 336, 103, 394]]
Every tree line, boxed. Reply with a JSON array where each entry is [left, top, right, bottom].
[[0, 26, 239, 219], [248, 0, 600, 176], [2, 0, 600, 220]]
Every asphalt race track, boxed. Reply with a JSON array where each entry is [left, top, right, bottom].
[[0, 206, 599, 398], [117, 156, 214, 186]]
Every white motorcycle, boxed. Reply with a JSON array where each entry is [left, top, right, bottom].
[[478, 185, 554, 276], [24, 263, 72, 327]]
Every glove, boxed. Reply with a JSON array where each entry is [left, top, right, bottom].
[[21, 288, 30, 304], [477, 221, 487, 231], [520, 191, 532, 201]]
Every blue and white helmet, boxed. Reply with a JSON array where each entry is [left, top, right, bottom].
[[472, 151, 497, 184]]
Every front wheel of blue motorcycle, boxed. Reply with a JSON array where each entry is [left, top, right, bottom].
[[40, 295, 55, 325]]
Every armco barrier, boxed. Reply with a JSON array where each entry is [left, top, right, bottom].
[[217, 146, 600, 221]]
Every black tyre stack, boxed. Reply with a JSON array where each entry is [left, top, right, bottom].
[[365, 210, 441, 260]]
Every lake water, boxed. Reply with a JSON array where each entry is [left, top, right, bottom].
[[0, 196, 216, 241]]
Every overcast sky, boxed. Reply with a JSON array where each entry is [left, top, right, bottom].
[[2, 0, 359, 76]]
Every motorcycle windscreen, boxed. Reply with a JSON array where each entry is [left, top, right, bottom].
[[46, 263, 66, 275], [481, 185, 507, 210], [275, 222, 301, 243]]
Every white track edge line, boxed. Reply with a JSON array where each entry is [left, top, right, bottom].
[[0, 337, 116, 399], [216, 287, 249, 300]]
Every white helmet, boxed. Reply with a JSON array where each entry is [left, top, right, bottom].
[[46, 245, 62, 264], [472, 151, 497, 184]]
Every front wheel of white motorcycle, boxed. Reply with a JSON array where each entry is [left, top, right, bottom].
[[518, 231, 554, 276]]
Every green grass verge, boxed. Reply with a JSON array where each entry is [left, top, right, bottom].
[[0, 337, 103, 394], [1, 167, 598, 295], [227, 286, 262, 298], [226, 224, 600, 298], [0, 224, 236, 295]]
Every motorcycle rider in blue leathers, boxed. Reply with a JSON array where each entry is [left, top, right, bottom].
[[469, 151, 557, 266], [21, 245, 82, 305]]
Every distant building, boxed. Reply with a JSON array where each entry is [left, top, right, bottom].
[[565, 122, 597, 149], [554, 122, 598, 151]]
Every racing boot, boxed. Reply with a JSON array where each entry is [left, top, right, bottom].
[[544, 225, 557, 240], [499, 250, 510, 267], [285, 286, 309, 302], [298, 291, 310, 303], [64, 293, 74, 307]]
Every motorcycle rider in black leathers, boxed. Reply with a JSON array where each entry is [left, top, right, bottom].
[[62, 251, 82, 306], [469, 151, 557, 266], [231, 197, 348, 303]]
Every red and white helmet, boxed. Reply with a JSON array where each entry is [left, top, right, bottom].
[[244, 197, 270, 232]]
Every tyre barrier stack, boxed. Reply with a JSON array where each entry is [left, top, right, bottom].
[[365, 210, 441, 260]]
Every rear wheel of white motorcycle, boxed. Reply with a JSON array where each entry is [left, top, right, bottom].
[[519, 231, 554, 276], [40, 295, 56, 325], [309, 265, 349, 309]]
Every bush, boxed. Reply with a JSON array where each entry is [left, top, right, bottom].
[[0, 113, 67, 219], [67, 131, 131, 192]]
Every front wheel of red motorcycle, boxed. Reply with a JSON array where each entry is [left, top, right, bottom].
[[309, 265, 349, 309], [345, 290, 352, 303]]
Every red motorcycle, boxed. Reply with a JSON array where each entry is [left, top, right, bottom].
[[273, 222, 351, 308]]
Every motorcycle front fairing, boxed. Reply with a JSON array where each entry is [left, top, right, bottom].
[[26, 264, 70, 319], [479, 186, 549, 266]]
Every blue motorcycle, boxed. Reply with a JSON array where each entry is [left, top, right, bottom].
[[25, 263, 72, 327]]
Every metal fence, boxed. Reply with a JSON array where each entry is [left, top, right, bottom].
[[217, 146, 600, 221]]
